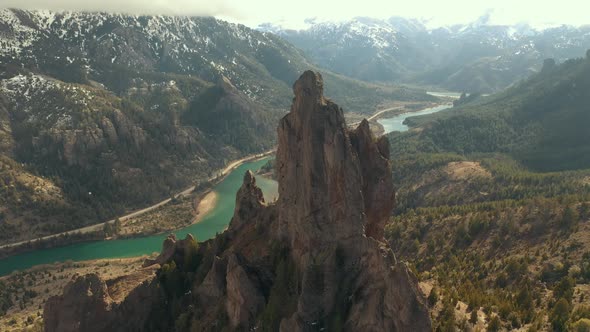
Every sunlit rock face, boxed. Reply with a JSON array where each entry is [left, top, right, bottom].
[[44, 71, 431, 332]]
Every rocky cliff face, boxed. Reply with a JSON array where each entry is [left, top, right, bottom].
[[275, 71, 428, 331], [44, 71, 431, 331]]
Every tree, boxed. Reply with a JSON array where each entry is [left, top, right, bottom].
[[438, 299, 456, 332], [428, 286, 439, 306], [579, 202, 590, 220], [572, 318, 590, 332], [554, 276, 575, 302], [487, 315, 501, 332], [561, 206, 579, 230], [550, 298, 571, 332]]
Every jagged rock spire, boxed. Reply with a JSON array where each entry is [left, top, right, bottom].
[[274, 71, 429, 331]]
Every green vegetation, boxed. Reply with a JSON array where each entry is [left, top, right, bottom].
[[385, 55, 590, 330], [394, 55, 590, 172], [0, 280, 12, 316]]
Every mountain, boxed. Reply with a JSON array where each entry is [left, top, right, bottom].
[[43, 71, 431, 332], [0, 9, 430, 114], [395, 53, 590, 172], [377, 54, 590, 331], [265, 16, 590, 93], [0, 9, 432, 245]]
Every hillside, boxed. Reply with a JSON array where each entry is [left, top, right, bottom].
[[0, 9, 433, 245], [393, 53, 590, 172], [0, 9, 431, 114], [382, 54, 590, 331], [266, 16, 590, 93]]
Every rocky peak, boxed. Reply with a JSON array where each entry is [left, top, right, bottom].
[[350, 118, 395, 240], [44, 71, 431, 332], [230, 170, 266, 229], [292, 70, 324, 104], [277, 71, 363, 250], [274, 71, 429, 330]]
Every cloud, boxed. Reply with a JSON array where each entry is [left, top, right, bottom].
[[1, 0, 588, 28], [0, 0, 240, 17]]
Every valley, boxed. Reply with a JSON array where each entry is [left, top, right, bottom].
[[383, 54, 590, 331], [0, 157, 277, 276], [0, 8, 436, 249], [1, 5, 590, 332]]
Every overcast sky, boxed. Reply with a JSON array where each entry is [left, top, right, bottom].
[[2, 0, 589, 29]]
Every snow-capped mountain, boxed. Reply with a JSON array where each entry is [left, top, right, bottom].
[[0, 9, 434, 243], [263, 16, 590, 92], [0, 8, 314, 106]]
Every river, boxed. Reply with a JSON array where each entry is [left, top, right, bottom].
[[377, 103, 453, 134], [0, 158, 277, 276], [427, 91, 462, 98]]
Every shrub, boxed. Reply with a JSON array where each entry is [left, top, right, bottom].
[[550, 298, 571, 332], [428, 286, 439, 306], [487, 315, 501, 332], [572, 318, 590, 332]]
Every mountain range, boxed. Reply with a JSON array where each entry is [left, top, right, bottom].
[[0, 9, 432, 245], [263, 16, 590, 93]]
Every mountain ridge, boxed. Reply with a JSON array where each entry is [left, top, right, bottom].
[[263, 16, 590, 93]]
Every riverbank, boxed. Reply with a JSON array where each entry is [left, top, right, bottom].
[[0, 150, 275, 256], [347, 101, 451, 137], [0, 158, 278, 277], [194, 191, 219, 224], [377, 103, 453, 134]]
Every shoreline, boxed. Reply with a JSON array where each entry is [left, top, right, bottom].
[[347, 102, 451, 138], [0, 150, 275, 255], [192, 190, 219, 225]]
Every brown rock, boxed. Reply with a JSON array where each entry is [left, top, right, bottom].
[[142, 233, 197, 268], [276, 70, 365, 267], [350, 119, 395, 240], [44, 71, 431, 332], [44, 274, 112, 332], [229, 170, 265, 230], [225, 254, 265, 328], [275, 71, 430, 331]]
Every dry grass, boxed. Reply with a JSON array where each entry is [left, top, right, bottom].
[[0, 256, 154, 331], [444, 161, 492, 181]]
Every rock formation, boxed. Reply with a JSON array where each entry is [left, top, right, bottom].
[[142, 233, 197, 268], [44, 71, 431, 332], [44, 270, 159, 332], [275, 71, 428, 331]]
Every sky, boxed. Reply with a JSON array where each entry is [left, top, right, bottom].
[[1, 0, 589, 29]]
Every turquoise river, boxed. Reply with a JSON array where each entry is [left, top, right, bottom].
[[0, 158, 277, 276]]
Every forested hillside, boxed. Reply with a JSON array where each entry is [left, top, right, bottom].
[[385, 54, 590, 331], [394, 53, 590, 172]]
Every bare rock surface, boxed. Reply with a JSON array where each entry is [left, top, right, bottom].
[[44, 71, 431, 332]]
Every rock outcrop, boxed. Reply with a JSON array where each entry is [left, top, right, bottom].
[[275, 71, 429, 331], [142, 233, 197, 268], [44, 270, 159, 332], [44, 71, 431, 332]]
